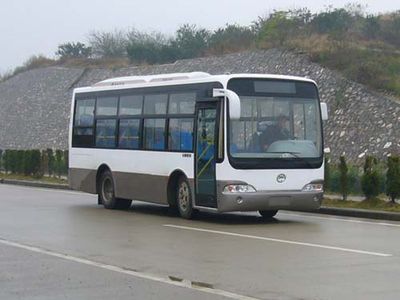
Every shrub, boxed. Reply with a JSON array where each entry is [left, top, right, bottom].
[[23, 150, 32, 175], [386, 156, 400, 203], [55, 150, 64, 177], [56, 42, 92, 59], [7, 150, 17, 173], [16, 150, 25, 174], [63, 150, 69, 175], [361, 156, 381, 200], [324, 155, 331, 191], [31, 150, 42, 177], [347, 166, 362, 195], [40, 150, 48, 176], [339, 156, 349, 200], [3, 150, 9, 173], [0, 149, 3, 171], [47, 149, 55, 176]]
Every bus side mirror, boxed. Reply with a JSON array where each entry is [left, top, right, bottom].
[[320, 102, 328, 121], [213, 88, 241, 120]]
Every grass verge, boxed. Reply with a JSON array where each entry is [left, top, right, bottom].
[[0, 173, 67, 185], [323, 197, 400, 213]]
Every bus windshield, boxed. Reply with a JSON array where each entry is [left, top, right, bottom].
[[228, 78, 323, 169]]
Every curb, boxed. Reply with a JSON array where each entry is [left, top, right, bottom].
[[318, 206, 400, 221], [1, 179, 400, 222], [0, 179, 70, 190]]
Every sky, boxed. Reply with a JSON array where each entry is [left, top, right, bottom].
[[0, 0, 399, 73]]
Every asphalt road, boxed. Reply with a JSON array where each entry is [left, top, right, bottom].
[[0, 184, 399, 300]]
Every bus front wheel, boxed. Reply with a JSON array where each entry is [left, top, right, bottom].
[[98, 170, 132, 210], [259, 210, 278, 219], [177, 177, 195, 219]]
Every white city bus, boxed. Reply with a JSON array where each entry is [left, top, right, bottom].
[[69, 72, 328, 219]]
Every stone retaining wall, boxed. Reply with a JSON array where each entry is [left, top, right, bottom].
[[0, 49, 399, 163]]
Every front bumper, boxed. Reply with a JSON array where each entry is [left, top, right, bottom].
[[217, 190, 323, 212]]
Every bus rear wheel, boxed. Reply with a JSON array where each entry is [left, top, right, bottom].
[[177, 177, 195, 219], [99, 170, 132, 210], [259, 210, 278, 219]]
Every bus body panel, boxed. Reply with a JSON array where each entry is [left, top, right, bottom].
[[69, 147, 194, 204]]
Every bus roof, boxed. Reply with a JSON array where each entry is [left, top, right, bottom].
[[74, 72, 316, 94]]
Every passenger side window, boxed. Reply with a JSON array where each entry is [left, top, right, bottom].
[[143, 119, 166, 150], [168, 93, 196, 114], [97, 96, 118, 116], [119, 119, 140, 149], [144, 94, 168, 114], [96, 119, 117, 148], [73, 99, 95, 147], [168, 118, 194, 151], [75, 99, 95, 127], [119, 95, 143, 116]]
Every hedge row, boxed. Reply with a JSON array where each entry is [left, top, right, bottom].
[[325, 155, 400, 202], [0, 149, 68, 178]]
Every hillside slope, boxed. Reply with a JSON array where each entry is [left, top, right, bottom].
[[0, 49, 399, 163]]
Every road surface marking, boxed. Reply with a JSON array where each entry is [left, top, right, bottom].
[[0, 238, 258, 300], [279, 212, 400, 228], [164, 224, 392, 257]]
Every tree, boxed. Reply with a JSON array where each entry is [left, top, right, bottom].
[[339, 156, 348, 200], [386, 156, 400, 203], [88, 29, 128, 58], [56, 42, 92, 59], [172, 24, 210, 59], [362, 15, 381, 39], [126, 30, 177, 64], [379, 11, 400, 47], [208, 24, 255, 54], [361, 156, 381, 200], [311, 7, 353, 36]]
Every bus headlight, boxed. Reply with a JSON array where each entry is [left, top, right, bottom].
[[223, 184, 257, 193], [302, 183, 323, 192]]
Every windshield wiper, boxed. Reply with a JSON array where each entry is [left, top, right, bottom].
[[266, 151, 313, 168]]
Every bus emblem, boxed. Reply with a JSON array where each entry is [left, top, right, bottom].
[[277, 174, 286, 183]]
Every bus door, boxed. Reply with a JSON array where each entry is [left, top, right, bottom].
[[194, 102, 219, 208]]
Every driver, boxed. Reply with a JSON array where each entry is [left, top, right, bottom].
[[260, 115, 290, 150]]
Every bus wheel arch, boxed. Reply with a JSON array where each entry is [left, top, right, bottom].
[[168, 170, 196, 219], [95, 165, 132, 210], [96, 164, 112, 195], [167, 170, 187, 208]]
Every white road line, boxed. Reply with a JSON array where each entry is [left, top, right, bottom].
[[164, 224, 392, 257], [0, 238, 258, 300], [279, 212, 400, 228]]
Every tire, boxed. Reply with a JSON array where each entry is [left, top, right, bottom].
[[98, 170, 132, 210], [176, 177, 195, 219], [259, 210, 278, 219]]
